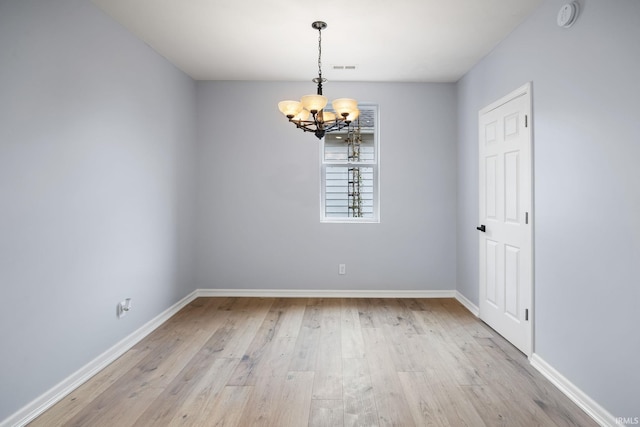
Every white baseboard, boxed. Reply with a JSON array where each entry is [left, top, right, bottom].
[[530, 354, 617, 427], [1, 290, 199, 427], [195, 288, 457, 299], [454, 291, 479, 316]]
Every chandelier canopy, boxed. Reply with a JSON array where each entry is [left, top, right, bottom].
[[278, 21, 359, 140]]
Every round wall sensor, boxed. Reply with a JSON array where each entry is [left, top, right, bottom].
[[557, 2, 579, 28]]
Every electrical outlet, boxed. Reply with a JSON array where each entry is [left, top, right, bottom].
[[339, 264, 346, 275], [117, 298, 132, 319]]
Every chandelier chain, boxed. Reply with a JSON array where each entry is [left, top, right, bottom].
[[317, 26, 322, 80]]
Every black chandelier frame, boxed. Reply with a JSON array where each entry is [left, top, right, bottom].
[[284, 21, 354, 139]]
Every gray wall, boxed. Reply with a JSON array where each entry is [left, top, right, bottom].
[[456, 0, 640, 417], [0, 0, 197, 420], [195, 81, 458, 291]]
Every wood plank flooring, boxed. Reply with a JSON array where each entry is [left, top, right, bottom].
[[30, 297, 598, 427]]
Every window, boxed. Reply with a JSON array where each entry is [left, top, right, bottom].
[[321, 104, 379, 222]]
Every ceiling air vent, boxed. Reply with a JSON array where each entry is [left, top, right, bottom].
[[333, 65, 357, 70]]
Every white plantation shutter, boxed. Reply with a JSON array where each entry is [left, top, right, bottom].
[[321, 105, 379, 222], [324, 166, 375, 218]]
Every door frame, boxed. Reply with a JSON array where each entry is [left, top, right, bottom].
[[478, 82, 534, 357]]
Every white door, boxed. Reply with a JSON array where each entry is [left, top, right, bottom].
[[478, 83, 533, 356]]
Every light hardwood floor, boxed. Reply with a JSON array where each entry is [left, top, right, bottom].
[[30, 297, 598, 427]]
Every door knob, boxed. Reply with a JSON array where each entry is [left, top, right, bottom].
[[476, 225, 486, 232]]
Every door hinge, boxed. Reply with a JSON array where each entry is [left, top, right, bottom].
[[525, 212, 529, 224], [525, 309, 529, 321], [525, 115, 528, 127]]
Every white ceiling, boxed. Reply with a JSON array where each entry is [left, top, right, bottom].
[[91, 0, 543, 83]]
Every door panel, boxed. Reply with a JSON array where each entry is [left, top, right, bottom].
[[479, 83, 532, 356], [504, 112, 520, 139], [505, 244, 520, 319], [486, 239, 499, 306], [485, 156, 498, 220], [505, 151, 520, 223]]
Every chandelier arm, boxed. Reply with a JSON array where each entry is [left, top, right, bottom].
[[291, 120, 318, 133], [288, 115, 350, 138]]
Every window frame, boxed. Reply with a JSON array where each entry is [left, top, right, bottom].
[[320, 103, 380, 223]]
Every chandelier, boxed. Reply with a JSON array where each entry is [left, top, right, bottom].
[[277, 21, 359, 140]]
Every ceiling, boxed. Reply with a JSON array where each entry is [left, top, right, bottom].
[[91, 0, 544, 83]]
